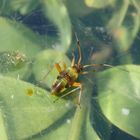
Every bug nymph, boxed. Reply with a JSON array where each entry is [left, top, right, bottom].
[[51, 33, 113, 105], [51, 64, 83, 96]]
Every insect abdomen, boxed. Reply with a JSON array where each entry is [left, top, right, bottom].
[[51, 78, 67, 95], [51, 67, 78, 96]]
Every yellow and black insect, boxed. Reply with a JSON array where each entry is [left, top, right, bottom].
[[50, 33, 113, 105]]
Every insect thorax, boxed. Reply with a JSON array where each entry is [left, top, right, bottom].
[[67, 67, 78, 81]]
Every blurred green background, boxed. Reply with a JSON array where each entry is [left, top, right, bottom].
[[0, 0, 140, 140]]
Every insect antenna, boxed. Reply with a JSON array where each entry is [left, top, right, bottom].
[[75, 32, 82, 65]]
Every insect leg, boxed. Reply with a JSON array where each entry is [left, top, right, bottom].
[[83, 63, 113, 68], [71, 52, 75, 67], [83, 63, 129, 72], [55, 63, 62, 73], [72, 82, 82, 105], [53, 83, 82, 106], [63, 62, 67, 70], [75, 32, 82, 65], [80, 71, 89, 75], [53, 86, 80, 103]]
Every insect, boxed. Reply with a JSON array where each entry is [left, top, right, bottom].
[[51, 33, 113, 105]]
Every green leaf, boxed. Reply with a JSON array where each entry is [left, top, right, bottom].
[[10, 0, 40, 15], [0, 111, 8, 140], [97, 65, 140, 139], [27, 105, 100, 140], [0, 75, 101, 140], [0, 17, 42, 79], [43, 0, 72, 52], [65, 0, 93, 16], [0, 0, 39, 15], [0, 17, 41, 58], [107, 0, 129, 30], [85, 0, 115, 9], [107, 0, 140, 57], [0, 75, 75, 139], [67, 106, 100, 140], [85, 114, 100, 140]]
